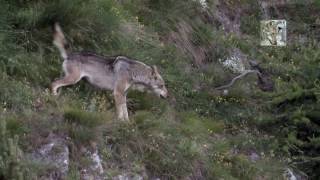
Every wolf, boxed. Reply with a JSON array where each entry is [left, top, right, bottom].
[[51, 23, 168, 121]]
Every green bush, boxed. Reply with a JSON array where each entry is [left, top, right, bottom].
[[0, 119, 35, 180], [256, 42, 320, 178], [0, 76, 33, 111]]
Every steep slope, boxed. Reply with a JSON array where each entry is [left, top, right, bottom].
[[0, 0, 319, 179]]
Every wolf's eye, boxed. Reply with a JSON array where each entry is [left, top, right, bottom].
[[159, 85, 164, 88]]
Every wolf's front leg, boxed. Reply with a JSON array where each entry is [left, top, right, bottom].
[[114, 91, 129, 121], [113, 72, 131, 121], [122, 101, 129, 121]]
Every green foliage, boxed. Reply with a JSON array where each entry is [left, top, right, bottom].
[[191, 24, 215, 46], [256, 42, 320, 178], [64, 108, 112, 144], [229, 155, 258, 179], [66, 162, 81, 180], [120, 0, 202, 34], [180, 111, 224, 136], [0, 75, 34, 111], [239, 2, 261, 37], [0, 119, 35, 180], [4, 116, 27, 136], [64, 108, 109, 128], [101, 111, 205, 178]]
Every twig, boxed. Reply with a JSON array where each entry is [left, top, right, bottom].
[[215, 70, 261, 90]]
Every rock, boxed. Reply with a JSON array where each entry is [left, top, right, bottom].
[[167, 21, 208, 66], [210, 1, 242, 36], [197, 0, 208, 9], [222, 89, 229, 96], [284, 168, 297, 180], [284, 168, 307, 180], [90, 150, 104, 174], [31, 134, 69, 180], [249, 152, 260, 162], [110, 165, 149, 180], [219, 48, 249, 73], [219, 56, 246, 73], [81, 149, 104, 180], [112, 173, 144, 180]]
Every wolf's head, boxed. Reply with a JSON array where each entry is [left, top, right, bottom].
[[149, 66, 168, 98]]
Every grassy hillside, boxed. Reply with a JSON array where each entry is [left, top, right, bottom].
[[0, 0, 319, 179]]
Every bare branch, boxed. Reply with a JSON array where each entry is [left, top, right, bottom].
[[215, 70, 261, 90]]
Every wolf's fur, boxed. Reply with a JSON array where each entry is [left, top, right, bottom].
[[51, 23, 168, 121]]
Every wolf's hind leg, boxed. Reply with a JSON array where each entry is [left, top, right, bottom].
[[51, 72, 82, 96], [51, 63, 82, 95]]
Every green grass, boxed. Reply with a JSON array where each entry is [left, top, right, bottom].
[[0, 0, 319, 179], [64, 108, 110, 128]]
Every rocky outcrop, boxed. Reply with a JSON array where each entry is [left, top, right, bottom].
[[81, 149, 104, 180], [219, 48, 249, 73], [112, 173, 144, 180], [31, 134, 69, 180], [210, 1, 243, 36], [216, 48, 274, 91], [167, 21, 208, 66]]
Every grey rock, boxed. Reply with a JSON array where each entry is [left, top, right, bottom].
[[219, 48, 249, 73], [249, 152, 260, 162], [112, 173, 144, 180], [31, 134, 69, 180], [81, 149, 104, 180]]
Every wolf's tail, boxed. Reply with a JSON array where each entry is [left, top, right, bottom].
[[53, 23, 68, 60]]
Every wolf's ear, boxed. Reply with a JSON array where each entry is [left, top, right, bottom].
[[151, 65, 158, 75]]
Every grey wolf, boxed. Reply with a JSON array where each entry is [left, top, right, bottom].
[[51, 23, 168, 121]]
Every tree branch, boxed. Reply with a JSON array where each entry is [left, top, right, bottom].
[[215, 70, 261, 90]]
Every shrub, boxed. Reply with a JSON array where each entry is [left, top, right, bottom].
[[0, 119, 35, 180]]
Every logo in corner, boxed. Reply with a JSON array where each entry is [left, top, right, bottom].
[[261, 20, 287, 46]]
